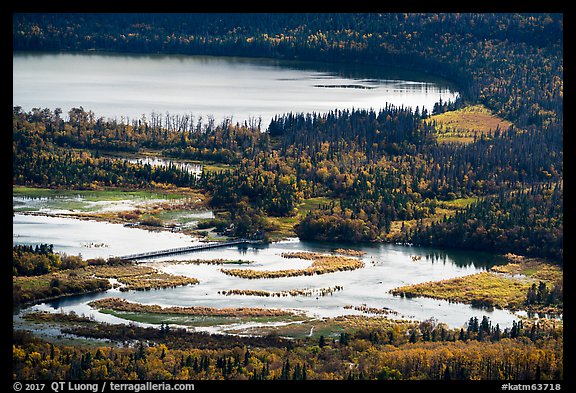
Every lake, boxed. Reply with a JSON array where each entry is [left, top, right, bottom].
[[13, 52, 458, 127]]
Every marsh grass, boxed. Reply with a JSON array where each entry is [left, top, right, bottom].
[[491, 255, 562, 283], [391, 272, 531, 309], [221, 252, 364, 279], [13, 186, 209, 231], [164, 258, 253, 265], [13, 263, 199, 306], [98, 310, 308, 327], [227, 315, 416, 339], [85, 264, 200, 291], [90, 297, 297, 317], [14, 272, 111, 306], [219, 285, 343, 297], [390, 256, 562, 311], [13, 185, 186, 203]]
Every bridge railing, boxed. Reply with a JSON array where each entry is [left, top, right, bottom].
[[117, 239, 256, 261]]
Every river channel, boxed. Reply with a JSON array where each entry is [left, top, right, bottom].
[[13, 210, 524, 332]]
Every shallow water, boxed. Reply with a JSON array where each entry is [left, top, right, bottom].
[[14, 213, 525, 330]]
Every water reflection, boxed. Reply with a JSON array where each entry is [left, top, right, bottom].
[[13, 211, 533, 330], [125, 157, 203, 177], [423, 249, 508, 270], [13, 53, 459, 127]]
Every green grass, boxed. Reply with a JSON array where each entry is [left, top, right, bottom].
[[267, 196, 339, 240], [298, 197, 337, 213], [13, 186, 185, 203], [153, 209, 213, 226], [200, 163, 234, 173], [427, 104, 515, 144], [220, 260, 252, 265], [437, 196, 479, 209]]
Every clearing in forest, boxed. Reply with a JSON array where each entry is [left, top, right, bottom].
[[428, 104, 514, 144]]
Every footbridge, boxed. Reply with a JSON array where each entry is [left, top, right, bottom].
[[117, 239, 261, 261]]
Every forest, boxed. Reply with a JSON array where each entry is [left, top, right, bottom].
[[12, 103, 562, 260], [12, 12, 563, 382], [13, 312, 563, 380], [12, 13, 563, 261]]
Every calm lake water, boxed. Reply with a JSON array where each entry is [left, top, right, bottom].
[[13, 52, 458, 127]]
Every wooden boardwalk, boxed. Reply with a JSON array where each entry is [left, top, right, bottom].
[[118, 239, 259, 261]]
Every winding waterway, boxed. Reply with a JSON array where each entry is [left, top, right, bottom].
[[13, 212, 524, 331]]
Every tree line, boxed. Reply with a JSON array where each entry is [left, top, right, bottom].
[[13, 312, 562, 380], [410, 184, 563, 261], [13, 103, 563, 260], [13, 13, 562, 129]]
